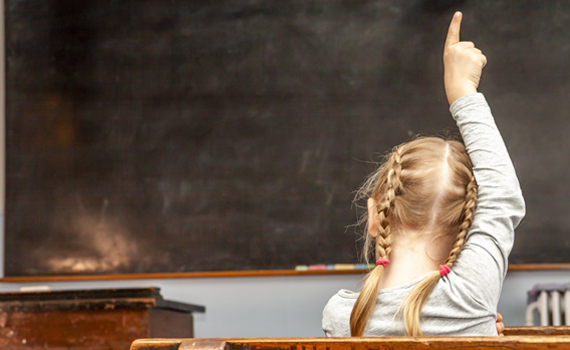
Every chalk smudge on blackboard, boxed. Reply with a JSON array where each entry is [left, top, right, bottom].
[[47, 198, 138, 273]]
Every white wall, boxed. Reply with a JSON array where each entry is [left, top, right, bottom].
[[0, 269, 569, 337]]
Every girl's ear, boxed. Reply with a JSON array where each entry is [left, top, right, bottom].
[[367, 198, 380, 238]]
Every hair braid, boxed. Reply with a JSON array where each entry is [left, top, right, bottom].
[[350, 145, 405, 336], [375, 146, 403, 260], [445, 175, 478, 267]]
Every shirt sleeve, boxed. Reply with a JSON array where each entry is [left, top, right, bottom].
[[322, 293, 350, 337], [448, 93, 526, 310]]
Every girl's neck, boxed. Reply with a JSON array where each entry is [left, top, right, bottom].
[[380, 228, 454, 289]]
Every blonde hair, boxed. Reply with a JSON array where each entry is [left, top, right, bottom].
[[349, 137, 478, 336]]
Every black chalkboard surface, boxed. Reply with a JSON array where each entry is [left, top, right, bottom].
[[5, 0, 570, 276]]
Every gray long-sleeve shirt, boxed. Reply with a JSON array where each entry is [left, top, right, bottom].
[[322, 93, 526, 337]]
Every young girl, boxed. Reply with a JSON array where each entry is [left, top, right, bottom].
[[322, 12, 525, 337]]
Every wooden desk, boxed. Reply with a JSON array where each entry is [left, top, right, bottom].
[[0, 287, 205, 350], [131, 337, 570, 350], [505, 326, 570, 336]]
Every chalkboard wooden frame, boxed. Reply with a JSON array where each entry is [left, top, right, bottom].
[[0, 263, 568, 283], [5, 1, 570, 277]]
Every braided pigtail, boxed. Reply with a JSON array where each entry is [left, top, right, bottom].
[[402, 174, 478, 336], [350, 146, 404, 336], [445, 175, 478, 267]]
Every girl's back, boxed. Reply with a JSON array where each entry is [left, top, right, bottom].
[[323, 93, 525, 337]]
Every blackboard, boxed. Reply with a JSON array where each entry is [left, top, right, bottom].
[[5, 0, 570, 276]]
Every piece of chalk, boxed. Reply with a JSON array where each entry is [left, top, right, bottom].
[[334, 264, 355, 270], [20, 286, 51, 292], [354, 264, 368, 270], [295, 265, 308, 271], [326, 264, 336, 270], [308, 264, 327, 271]]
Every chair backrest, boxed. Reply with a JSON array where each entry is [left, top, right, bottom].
[[131, 335, 570, 350]]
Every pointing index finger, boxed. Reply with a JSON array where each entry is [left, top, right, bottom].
[[445, 11, 462, 48]]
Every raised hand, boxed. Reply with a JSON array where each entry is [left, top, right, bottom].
[[443, 12, 487, 105]]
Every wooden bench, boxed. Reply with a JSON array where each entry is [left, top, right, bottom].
[[131, 335, 570, 350]]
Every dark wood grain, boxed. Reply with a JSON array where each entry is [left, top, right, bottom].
[[504, 326, 570, 336], [130, 337, 570, 350], [0, 287, 204, 350], [1, 308, 150, 350]]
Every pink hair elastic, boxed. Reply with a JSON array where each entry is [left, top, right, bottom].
[[439, 265, 451, 277], [376, 258, 390, 268]]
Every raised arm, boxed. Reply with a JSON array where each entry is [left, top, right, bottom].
[[443, 12, 525, 309]]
